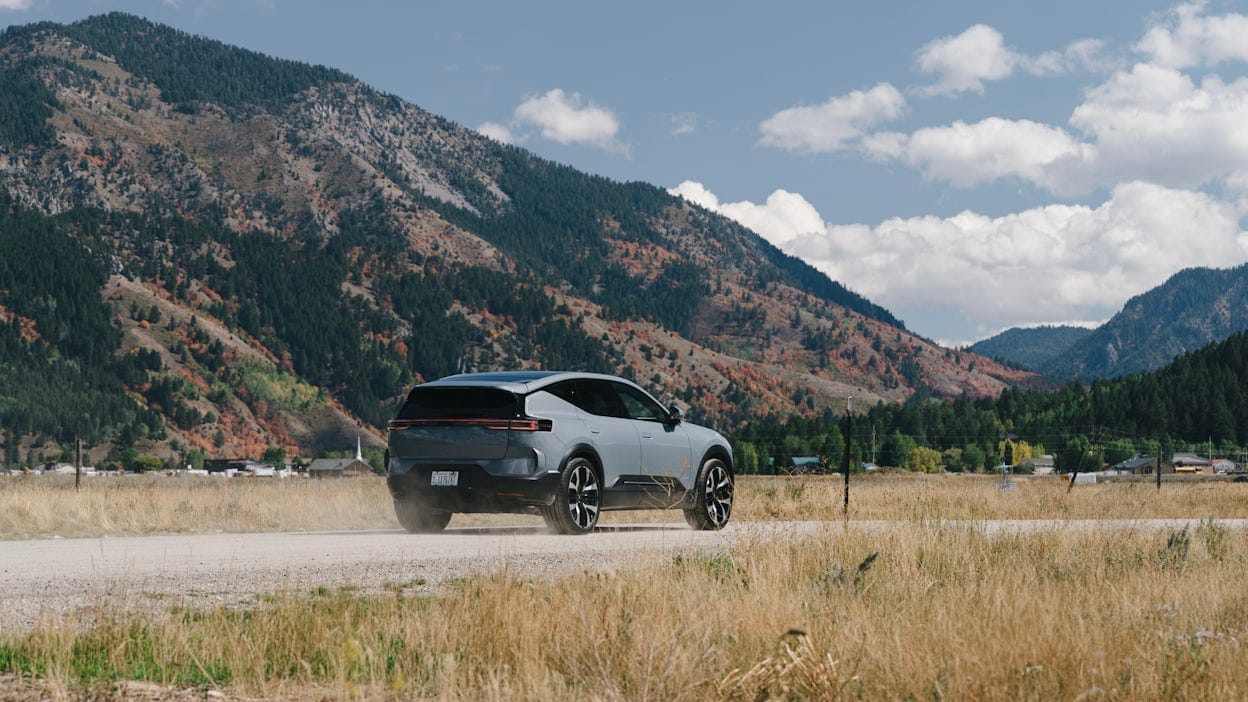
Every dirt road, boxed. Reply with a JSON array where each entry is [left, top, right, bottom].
[[0, 522, 781, 633], [3, 518, 1244, 633]]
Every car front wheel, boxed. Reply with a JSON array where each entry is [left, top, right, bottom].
[[394, 498, 452, 533], [684, 457, 733, 530], [542, 456, 601, 535]]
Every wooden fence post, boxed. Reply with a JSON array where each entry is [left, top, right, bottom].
[[1156, 443, 1162, 492]]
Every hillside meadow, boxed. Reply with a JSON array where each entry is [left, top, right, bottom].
[[4, 474, 1248, 699]]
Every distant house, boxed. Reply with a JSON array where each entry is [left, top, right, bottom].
[[308, 457, 373, 478], [238, 463, 277, 478], [1212, 459, 1238, 474], [790, 456, 824, 472], [1172, 453, 1213, 474], [1016, 455, 1055, 475], [1109, 455, 1174, 475], [204, 459, 278, 477], [205, 459, 250, 475], [49, 462, 95, 475]]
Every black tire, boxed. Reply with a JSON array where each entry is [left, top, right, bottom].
[[393, 498, 452, 533], [541, 456, 601, 535], [684, 457, 733, 530]]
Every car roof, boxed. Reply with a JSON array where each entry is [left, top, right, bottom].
[[416, 371, 637, 395]]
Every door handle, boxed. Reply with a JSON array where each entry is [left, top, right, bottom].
[[640, 433, 654, 440]]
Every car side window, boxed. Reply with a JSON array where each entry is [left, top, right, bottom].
[[578, 380, 628, 418], [545, 380, 579, 407], [614, 383, 667, 422]]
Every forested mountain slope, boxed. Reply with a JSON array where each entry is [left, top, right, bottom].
[[969, 325, 1092, 371], [1042, 264, 1248, 380], [736, 326, 1248, 474], [0, 13, 1030, 463]]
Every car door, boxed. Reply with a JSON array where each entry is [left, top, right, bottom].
[[564, 379, 641, 487], [613, 381, 692, 488]]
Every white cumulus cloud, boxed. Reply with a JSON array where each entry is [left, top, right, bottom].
[[512, 89, 624, 152], [865, 118, 1094, 192], [867, 56, 1248, 195], [915, 24, 1106, 96], [476, 121, 517, 145], [758, 83, 906, 153], [0, 0, 32, 10], [669, 180, 1248, 343], [1070, 64, 1248, 189], [1137, 1, 1248, 68], [670, 180, 826, 246], [915, 24, 1019, 96]]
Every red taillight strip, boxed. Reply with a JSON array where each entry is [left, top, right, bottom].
[[509, 419, 554, 432], [387, 418, 552, 431], [387, 418, 510, 430]]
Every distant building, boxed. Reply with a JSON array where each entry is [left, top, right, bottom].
[[204, 459, 278, 477], [308, 457, 373, 478], [1212, 459, 1238, 474], [1109, 455, 1174, 475], [1016, 455, 1055, 475], [50, 462, 95, 474], [788, 456, 824, 472], [204, 459, 250, 474], [308, 437, 374, 478], [1172, 453, 1213, 474]]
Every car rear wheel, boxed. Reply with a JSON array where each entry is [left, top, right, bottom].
[[394, 498, 452, 533], [684, 457, 733, 530], [542, 456, 601, 535]]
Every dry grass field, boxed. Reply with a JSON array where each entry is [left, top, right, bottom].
[[4, 473, 1248, 699], [3, 471, 1248, 539]]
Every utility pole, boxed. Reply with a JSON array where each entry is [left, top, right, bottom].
[[840, 396, 853, 522], [74, 438, 82, 491]]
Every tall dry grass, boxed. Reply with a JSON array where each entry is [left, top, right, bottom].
[[744, 472, 1248, 521], [4, 472, 1248, 539], [5, 522, 1248, 699], [0, 475, 394, 540]]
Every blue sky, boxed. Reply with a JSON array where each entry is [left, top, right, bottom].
[[4, 0, 1248, 345]]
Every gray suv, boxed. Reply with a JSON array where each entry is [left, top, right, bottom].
[[386, 371, 734, 534]]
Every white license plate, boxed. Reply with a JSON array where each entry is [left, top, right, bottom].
[[430, 470, 458, 487]]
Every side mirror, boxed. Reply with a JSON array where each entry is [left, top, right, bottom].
[[667, 405, 683, 426]]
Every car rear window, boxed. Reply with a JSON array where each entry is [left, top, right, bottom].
[[396, 388, 518, 420]]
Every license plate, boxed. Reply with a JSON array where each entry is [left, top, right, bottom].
[[430, 470, 458, 487]]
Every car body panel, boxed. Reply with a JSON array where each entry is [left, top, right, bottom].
[[578, 411, 642, 484]]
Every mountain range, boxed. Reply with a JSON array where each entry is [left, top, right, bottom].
[[0, 13, 1031, 463], [972, 264, 1248, 380]]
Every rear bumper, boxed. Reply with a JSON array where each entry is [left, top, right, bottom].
[[387, 465, 561, 513]]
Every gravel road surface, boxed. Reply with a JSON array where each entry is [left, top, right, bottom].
[[3, 518, 1246, 634], [0, 522, 797, 634]]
